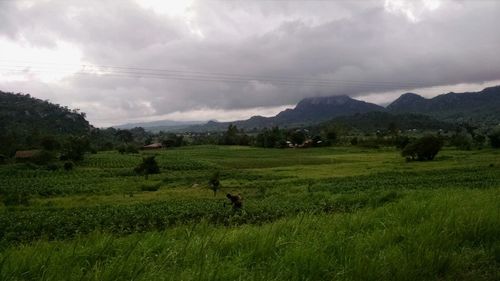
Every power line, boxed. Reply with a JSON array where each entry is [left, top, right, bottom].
[[0, 60, 429, 90], [0, 60, 429, 87]]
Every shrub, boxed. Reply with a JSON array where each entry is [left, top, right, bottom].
[[134, 156, 160, 179], [2, 192, 30, 206], [31, 150, 56, 165], [394, 135, 410, 149], [63, 161, 74, 171], [117, 144, 139, 154], [208, 171, 221, 196], [473, 134, 486, 149], [450, 133, 473, 150], [489, 129, 500, 148], [402, 135, 443, 161], [60, 136, 90, 162], [358, 139, 380, 149], [0, 154, 6, 164], [40, 136, 61, 151], [139, 182, 161, 191], [46, 163, 59, 171]]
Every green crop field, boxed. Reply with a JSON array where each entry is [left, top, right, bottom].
[[1, 146, 500, 280]]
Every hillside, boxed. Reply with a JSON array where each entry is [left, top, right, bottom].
[[387, 86, 500, 124], [186, 95, 385, 132], [0, 91, 91, 135], [114, 119, 205, 131], [184, 86, 500, 132], [0, 91, 91, 154], [274, 95, 384, 124], [318, 111, 455, 132]]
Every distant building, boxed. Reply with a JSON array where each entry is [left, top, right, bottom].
[[15, 150, 40, 159], [143, 143, 163, 150]]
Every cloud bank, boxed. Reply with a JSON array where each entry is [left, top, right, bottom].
[[0, 0, 499, 126]]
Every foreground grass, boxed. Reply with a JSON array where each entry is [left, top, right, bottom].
[[1, 188, 499, 281], [1, 146, 499, 280]]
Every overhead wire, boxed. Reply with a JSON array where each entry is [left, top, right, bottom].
[[0, 60, 428, 90]]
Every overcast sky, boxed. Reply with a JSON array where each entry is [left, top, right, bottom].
[[1, 0, 499, 127]]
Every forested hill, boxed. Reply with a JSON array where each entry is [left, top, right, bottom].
[[185, 95, 385, 132], [317, 111, 455, 132], [387, 86, 500, 124], [0, 91, 91, 152]]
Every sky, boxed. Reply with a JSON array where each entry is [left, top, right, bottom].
[[0, 0, 499, 127]]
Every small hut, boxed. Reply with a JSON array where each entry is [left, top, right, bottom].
[[143, 143, 163, 150], [15, 150, 40, 160]]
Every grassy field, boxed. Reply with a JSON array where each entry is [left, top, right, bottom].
[[1, 146, 499, 280]]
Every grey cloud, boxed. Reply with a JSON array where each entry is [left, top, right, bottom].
[[0, 0, 500, 126]]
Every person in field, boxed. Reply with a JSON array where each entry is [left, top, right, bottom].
[[226, 193, 243, 210]]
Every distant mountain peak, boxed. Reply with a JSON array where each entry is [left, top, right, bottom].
[[180, 85, 500, 132], [400, 92, 425, 99], [298, 95, 352, 107], [387, 86, 500, 124], [386, 92, 426, 111]]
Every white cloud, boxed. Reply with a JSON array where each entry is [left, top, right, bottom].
[[0, 39, 83, 83], [384, 0, 443, 22]]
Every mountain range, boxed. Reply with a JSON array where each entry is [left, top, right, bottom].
[[4, 85, 497, 135], [387, 86, 500, 123], [114, 120, 205, 132], [181, 85, 500, 132]]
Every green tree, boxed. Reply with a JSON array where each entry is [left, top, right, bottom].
[[40, 135, 61, 151], [222, 124, 239, 145], [31, 150, 56, 165], [61, 136, 90, 162], [488, 128, 500, 148], [115, 130, 133, 143], [255, 127, 285, 148], [290, 130, 307, 145], [402, 135, 443, 161], [325, 128, 337, 144], [134, 156, 160, 179], [208, 171, 221, 196]]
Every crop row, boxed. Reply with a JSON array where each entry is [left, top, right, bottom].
[[0, 191, 400, 245]]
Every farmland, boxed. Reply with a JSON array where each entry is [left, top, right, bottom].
[[1, 146, 500, 280]]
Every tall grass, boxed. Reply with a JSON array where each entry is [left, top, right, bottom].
[[1, 188, 499, 281]]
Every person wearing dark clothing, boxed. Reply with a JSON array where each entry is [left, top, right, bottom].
[[226, 193, 243, 209]]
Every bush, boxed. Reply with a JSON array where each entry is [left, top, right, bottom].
[[134, 156, 160, 179], [46, 163, 59, 171], [394, 135, 410, 149], [40, 136, 61, 151], [0, 154, 6, 165], [208, 171, 221, 196], [489, 129, 500, 148], [31, 150, 56, 165], [117, 144, 139, 154], [63, 161, 74, 171], [402, 135, 443, 161], [450, 133, 473, 150], [60, 136, 90, 162], [2, 192, 30, 206], [358, 139, 380, 149], [139, 182, 161, 191]]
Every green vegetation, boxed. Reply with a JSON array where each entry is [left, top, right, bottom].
[[208, 170, 221, 196], [489, 127, 500, 148], [0, 146, 499, 280], [401, 135, 444, 161], [134, 155, 160, 179], [0, 91, 90, 157]]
